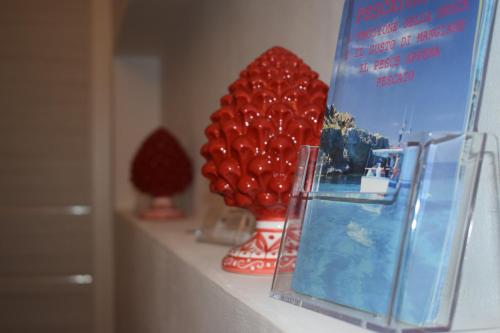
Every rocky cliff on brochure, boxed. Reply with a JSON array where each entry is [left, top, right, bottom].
[[320, 105, 389, 174]]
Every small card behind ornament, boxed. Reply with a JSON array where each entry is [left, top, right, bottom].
[[197, 207, 255, 246]]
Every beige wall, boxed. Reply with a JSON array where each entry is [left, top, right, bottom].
[[113, 0, 129, 37], [161, 0, 344, 217]]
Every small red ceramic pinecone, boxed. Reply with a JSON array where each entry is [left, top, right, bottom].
[[201, 47, 328, 220], [131, 127, 192, 197]]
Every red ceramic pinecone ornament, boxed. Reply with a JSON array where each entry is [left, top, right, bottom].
[[132, 127, 192, 219], [201, 47, 328, 274]]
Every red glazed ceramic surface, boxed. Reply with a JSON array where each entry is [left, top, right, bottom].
[[132, 127, 192, 198], [132, 127, 192, 220], [201, 46, 328, 275]]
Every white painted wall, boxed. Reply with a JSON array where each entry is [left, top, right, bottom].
[[161, 0, 345, 217], [113, 56, 162, 210], [115, 1, 500, 330], [158, 2, 500, 325], [453, 4, 500, 329]]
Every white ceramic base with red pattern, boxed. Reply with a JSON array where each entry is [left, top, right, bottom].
[[140, 197, 184, 220], [275, 224, 301, 273], [222, 220, 293, 275]]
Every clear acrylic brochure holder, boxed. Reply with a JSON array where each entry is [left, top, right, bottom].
[[271, 132, 500, 332]]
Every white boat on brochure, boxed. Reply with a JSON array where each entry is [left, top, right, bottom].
[[360, 148, 403, 194]]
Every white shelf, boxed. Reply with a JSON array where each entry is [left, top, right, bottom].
[[115, 211, 369, 333], [115, 211, 500, 333]]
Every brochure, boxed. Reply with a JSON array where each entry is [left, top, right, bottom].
[[292, 0, 496, 325]]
